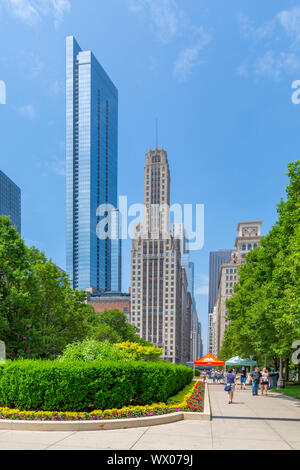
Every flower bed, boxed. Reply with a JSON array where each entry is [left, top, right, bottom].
[[0, 382, 204, 422]]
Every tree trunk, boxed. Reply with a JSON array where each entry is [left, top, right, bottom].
[[285, 358, 290, 382]]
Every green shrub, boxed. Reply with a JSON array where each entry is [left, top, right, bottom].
[[115, 341, 162, 361], [59, 340, 124, 362], [0, 360, 193, 412]]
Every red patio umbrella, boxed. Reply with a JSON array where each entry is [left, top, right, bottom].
[[194, 353, 225, 366]]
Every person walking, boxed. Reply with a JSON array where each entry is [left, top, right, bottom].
[[261, 368, 269, 396], [250, 367, 262, 396], [235, 371, 241, 391], [240, 366, 247, 390], [225, 369, 236, 404]]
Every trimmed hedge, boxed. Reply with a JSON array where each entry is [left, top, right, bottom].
[[0, 360, 193, 412]]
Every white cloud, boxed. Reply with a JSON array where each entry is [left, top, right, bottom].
[[174, 29, 211, 82], [128, 0, 187, 44], [51, 0, 70, 26], [128, 0, 211, 81], [5, 0, 70, 26], [277, 7, 300, 42], [254, 51, 300, 80], [17, 104, 36, 119], [237, 13, 275, 40], [237, 7, 300, 80], [6, 0, 39, 24]]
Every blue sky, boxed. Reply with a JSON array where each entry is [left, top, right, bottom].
[[1, 0, 300, 352]]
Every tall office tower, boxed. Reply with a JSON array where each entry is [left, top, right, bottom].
[[212, 221, 263, 356], [172, 223, 198, 361], [0, 170, 21, 233], [207, 250, 232, 353], [66, 36, 119, 292], [197, 321, 203, 359], [110, 209, 122, 292], [131, 149, 183, 364], [172, 223, 194, 295], [180, 266, 191, 364]]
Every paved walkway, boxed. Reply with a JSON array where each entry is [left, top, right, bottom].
[[0, 385, 299, 450], [208, 384, 300, 450]]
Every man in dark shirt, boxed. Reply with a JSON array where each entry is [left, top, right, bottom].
[[250, 368, 261, 396], [240, 366, 247, 390]]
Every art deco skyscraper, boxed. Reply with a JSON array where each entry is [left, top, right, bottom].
[[66, 36, 119, 292], [131, 149, 186, 364]]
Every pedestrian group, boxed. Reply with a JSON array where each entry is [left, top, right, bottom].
[[224, 367, 270, 404]]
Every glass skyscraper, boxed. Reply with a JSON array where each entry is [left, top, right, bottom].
[[207, 249, 232, 353], [66, 36, 119, 292], [0, 170, 21, 233], [208, 250, 232, 313]]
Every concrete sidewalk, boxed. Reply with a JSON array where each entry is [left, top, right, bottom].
[[208, 384, 300, 450], [0, 385, 299, 450]]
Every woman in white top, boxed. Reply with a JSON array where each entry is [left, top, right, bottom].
[[261, 368, 269, 395], [235, 372, 241, 391]]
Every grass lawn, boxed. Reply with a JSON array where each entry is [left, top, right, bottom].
[[271, 384, 300, 400]]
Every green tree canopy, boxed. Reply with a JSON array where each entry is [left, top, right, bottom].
[[219, 161, 300, 366], [0, 216, 96, 359], [88, 309, 152, 346]]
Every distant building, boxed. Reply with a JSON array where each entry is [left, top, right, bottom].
[[0, 170, 21, 233], [208, 312, 214, 354], [191, 308, 199, 361], [208, 250, 232, 353], [66, 36, 120, 292], [87, 291, 130, 321], [197, 321, 203, 359], [212, 222, 263, 356], [172, 222, 198, 362]]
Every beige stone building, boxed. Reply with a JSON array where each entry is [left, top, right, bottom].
[[130, 148, 185, 364], [212, 221, 263, 356]]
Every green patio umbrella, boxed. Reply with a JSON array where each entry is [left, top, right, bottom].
[[225, 356, 258, 367]]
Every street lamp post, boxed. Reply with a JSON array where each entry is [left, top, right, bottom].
[[277, 356, 285, 389]]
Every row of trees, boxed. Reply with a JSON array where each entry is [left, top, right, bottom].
[[219, 161, 300, 375], [0, 216, 148, 359]]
